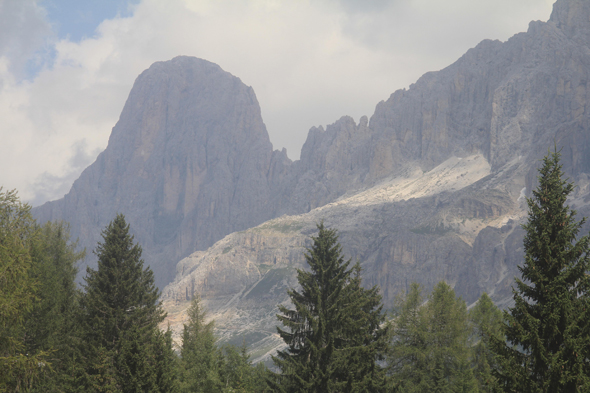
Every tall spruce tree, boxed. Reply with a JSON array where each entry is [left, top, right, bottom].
[[271, 222, 387, 393], [79, 214, 175, 392], [494, 149, 590, 392]]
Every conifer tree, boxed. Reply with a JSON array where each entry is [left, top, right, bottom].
[[494, 149, 590, 392], [0, 189, 48, 392], [271, 222, 387, 393], [220, 342, 256, 392], [426, 282, 476, 393], [180, 295, 222, 393], [387, 282, 476, 392], [154, 325, 180, 393], [387, 282, 429, 392], [79, 214, 173, 392], [26, 221, 86, 392], [469, 292, 502, 393]]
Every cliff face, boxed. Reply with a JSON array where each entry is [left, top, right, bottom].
[[288, 0, 590, 202], [33, 57, 289, 287], [33, 0, 590, 355]]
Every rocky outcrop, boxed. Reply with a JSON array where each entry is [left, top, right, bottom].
[[33, 57, 289, 287], [288, 0, 590, 199]]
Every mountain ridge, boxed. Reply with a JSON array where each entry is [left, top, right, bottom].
[[157, 0, 590, 355], [32, 0, 590, 358]]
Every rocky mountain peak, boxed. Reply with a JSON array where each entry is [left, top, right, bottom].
[[33, 56, 278, 288], [109, 56, 266, 168], [550, 0, 590, 44]]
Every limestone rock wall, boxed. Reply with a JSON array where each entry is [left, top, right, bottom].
[[34, 57, 280, 287]]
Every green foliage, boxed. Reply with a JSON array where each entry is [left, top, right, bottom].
[[26, 221, 86, 392], [272, 222, 388, 393], [0, 194, 269, 392], [469, 293, 502, 393], [251, 361, 272, 393], [79, 214, 172, 392], [428, 282, 477, 393], [154, 325, 180, 393], [387, 282, 429, 391], [388, 282, 477, 392], [493, 149, 590, 392], [180, 295, 223, 393], [219, 342, 257, 392], [0, 188, 48, 392]]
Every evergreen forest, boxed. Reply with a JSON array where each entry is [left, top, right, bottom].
[[2, 149, 590, 392]]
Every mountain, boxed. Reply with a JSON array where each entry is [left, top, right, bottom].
[[33, 56, 290, 287], [34, 0, 590, 359], [159, 0, 590, 357]]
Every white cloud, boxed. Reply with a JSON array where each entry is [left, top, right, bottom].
[[0, 0, 554, 205], [0, 0, 52, 78]]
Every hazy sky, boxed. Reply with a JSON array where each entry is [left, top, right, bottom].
[[0, 0, 554, 206]]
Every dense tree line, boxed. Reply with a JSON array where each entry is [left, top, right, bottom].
[[271, 148, 590, 392], [2, 147, 590, 392], [0, 195, 267, 392]]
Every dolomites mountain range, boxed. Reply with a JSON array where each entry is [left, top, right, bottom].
[[33, 0, 590, 357]]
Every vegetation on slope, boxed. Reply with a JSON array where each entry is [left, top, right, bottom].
[[2, 149, 590, 391]]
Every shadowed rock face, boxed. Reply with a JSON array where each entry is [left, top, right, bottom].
[[35, 0, 590, 343]]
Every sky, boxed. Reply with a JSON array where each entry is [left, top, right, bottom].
[[0, 0, 554, 206]]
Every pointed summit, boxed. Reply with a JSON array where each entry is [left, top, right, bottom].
[[550, 0, 590, 43]]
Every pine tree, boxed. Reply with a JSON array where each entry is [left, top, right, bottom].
[[271, 222, 387, 393], [220, 342, 255, 392], [153, 325, 180, 393], [494, 149, 590, 392], [426, 282, 476, 393], [251, 362, 272, 393], [180, 295, 222, 393], [469, 292, 502, 393], [79, 214, 171, 392]]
